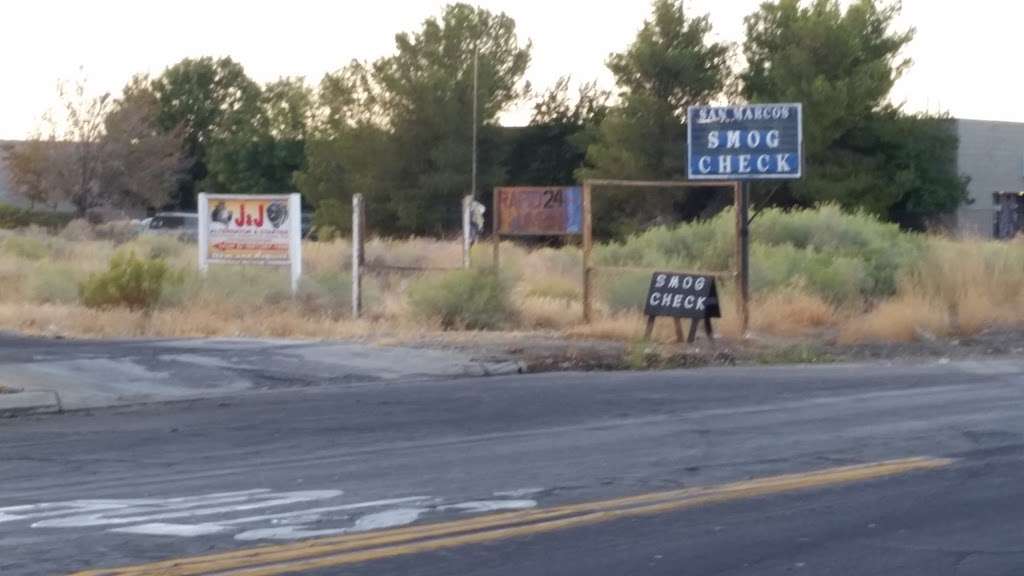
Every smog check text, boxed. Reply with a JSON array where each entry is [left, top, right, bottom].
[[694, 105, 796, 175], [649, 274, 709, 312]]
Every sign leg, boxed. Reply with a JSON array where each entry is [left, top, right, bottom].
[[644, 316, 656, 341], [687, 319, 700, 344], [672, 318, 684, 343]]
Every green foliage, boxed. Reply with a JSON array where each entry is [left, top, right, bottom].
[[26, 263, 81, 304], [740, 0, 963, 222], [0, 204, 74, 230], [408, 269, 513, 330], [296, 270, 352, 319], [123, 234, 186, 260], [80, 252, 175, 310], [1, 235, 50, 260], [595, 204, 922, 305], [581, 0, 731, 234], [524, 276, 580, 300], [310, 199, 351, 240], [381, 3, 530, 233], [504, 78, 608, 186], [598, 270, 652, 312], [205, 77, 311, 195], [150, 57, 262, 200]]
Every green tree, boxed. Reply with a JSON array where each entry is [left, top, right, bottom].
[[581, 0, 730, 235], [373, 3, 531, 233], [150, 57, 261, 203], [206, 77, 312, 195], [295, 63, 395, 234], [740, 0, 964, 222], [504, 77, 609, 186]]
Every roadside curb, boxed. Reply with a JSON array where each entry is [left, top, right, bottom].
[[0, 390, 62, 418]]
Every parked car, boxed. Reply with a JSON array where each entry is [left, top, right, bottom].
[[142, 212, 199, 242]]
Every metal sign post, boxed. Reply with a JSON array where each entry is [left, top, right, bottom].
[[687, 103, 804, 337]]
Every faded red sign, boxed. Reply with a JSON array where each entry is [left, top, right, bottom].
[[495, 187, 582, 236]]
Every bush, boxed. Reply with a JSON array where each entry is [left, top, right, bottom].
[[591, 204, 922, 305], [0, 204, 74, 230], [597, 269, 651, 312], [523, 275, 580, 300], [408, 268, 513, 330], [80, 252, 175, 310], [125, 235, 187, 260], [26, 263, 81, 304], [297, 270, 352, 318], [313, 199, 350, 241], [59, 219, 96, 241], [1, 235, 49, 260]]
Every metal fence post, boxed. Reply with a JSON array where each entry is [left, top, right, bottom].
[[582, 181, 593, 323], [352, 193, 364, 319], [462, 195, 472, 269]]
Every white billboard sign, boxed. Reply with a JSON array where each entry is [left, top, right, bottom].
[[197, 193, 302, 292]]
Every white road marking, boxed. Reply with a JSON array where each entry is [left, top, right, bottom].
[[5, 487, 540, 542], [111, 523, 228, 537], [441, 500, 538, 513], [33, 490, 342, 528], [234, 507, 431, 541], [217, 497, 433, 525], [493, 488, 544, 498]]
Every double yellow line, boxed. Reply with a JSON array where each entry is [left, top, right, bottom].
[[75, 457, 951, 576]]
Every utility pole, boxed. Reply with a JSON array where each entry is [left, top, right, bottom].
[[471, 45, 479, 201]]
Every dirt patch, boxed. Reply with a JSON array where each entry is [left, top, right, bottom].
[[389, 326, 1024, 373]]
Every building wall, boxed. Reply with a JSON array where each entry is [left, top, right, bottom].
[[956, 119, 1024, 237]]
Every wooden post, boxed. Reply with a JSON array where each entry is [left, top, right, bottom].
[[582, 181, 594, 323], [687, 319, 700, 343], [734, 182, 750, 337], [351, 193, 364, 319], [644, 316, 656, 340], [491, 188, 500, 271], [462, 195, 472, 269]]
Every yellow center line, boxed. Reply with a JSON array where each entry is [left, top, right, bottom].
[[73, 457, 952, 576]]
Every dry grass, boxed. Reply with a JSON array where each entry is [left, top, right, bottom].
[[3, 221, 1024, 345], [838, 296, 949, 344], [751, 290, 837, 337]]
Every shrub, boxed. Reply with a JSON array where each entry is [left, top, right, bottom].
[[597, 269, 651, 312], [125, 235, 187, 260], [59, 219, 97, 241], [0, 204, 74, 230], [408, 268, 512, 330], [297, 270, 352, 318], [313, 199, 350, 241], [2, 235, 49, 260], [523, 275, 580, 300], [80, 252, 175, 310], [27, 263, 81, 304]]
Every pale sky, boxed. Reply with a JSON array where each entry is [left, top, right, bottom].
[[0, 0, 1013, 139]]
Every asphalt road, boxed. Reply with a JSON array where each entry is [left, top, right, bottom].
[[2, 355, 1023, 575]]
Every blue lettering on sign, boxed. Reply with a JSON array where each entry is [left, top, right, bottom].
[[687, 103, 802, 180], [565, 186, 582, 234]]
